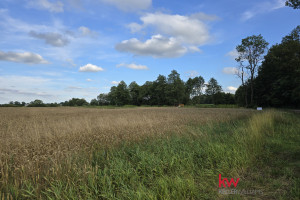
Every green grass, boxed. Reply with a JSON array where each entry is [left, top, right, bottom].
[[191, 104, 239, 108], [1, 110, 299, 199]]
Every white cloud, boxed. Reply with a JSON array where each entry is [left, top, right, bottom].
[[226, 86, 238, 93], [117, 63, 148, 70], [86, 78, 92, 82], [222, 67, 238, 75], [0, 50, 49, 64], [79, 64, 104, 72], [226, 49, 239, 60], [101, 0, 151, 12], [27, 0, 64, 13], [29, 31, 70, 47], [78, 26, 97, 37], [115, 34, 187, 58], [127, 23, 143, 33], [111, 81, 120, 85], [241, 0, 286, 21], [129, 12, 212, 46]]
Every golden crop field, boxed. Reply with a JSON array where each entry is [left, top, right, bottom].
[[0, 107, 252, 182]]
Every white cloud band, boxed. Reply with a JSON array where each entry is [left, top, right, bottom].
[[79, 64, 104, 72], [0, 51, 48, 64]]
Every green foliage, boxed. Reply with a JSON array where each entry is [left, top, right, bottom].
[[90, 98, 98, 106], [152, 75, 168, 105], [205, 78, 222, 104], [129, 81, 141, 106], [256, 26, 300, 108], [62, 98, 89, 106], [166, 70, 186, 105], [116, 81, 131, 106], [285, 0, 300, 9], [185, 76, 205, 104], [97, 93, 109, 106], [236, 26, 300, 108], [102, 70, 232, 107], [28, 99, 46, 107]]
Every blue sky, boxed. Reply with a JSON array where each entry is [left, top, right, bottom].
[[0, 0, 299, 103]]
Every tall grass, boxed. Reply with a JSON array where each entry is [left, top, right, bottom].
[[0, 108, 298, 199]]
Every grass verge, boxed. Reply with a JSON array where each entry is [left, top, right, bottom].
[[1, 110, 299, 199]]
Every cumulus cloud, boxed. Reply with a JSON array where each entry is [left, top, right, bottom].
[[0, 50, 48, 64], [27, 0, 64, 13], [222, 67, 238, 75], [117, 63, 148, 70], [115, 34, 187, 58], [79, 64, 104, 72], [101, 0, 151, 12], [128, 12, 212, 45], [111, 81, 120, 85], [226, 86, 238, 93], [29, 31, 70, 47], [86, 78, 92, 82]]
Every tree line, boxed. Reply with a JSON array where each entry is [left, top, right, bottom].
[[91, 71, 234, 106], [1, 73, 235, 107], [235, 25, 300, 108]]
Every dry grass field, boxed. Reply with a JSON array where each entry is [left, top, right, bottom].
[[0, 108, 251, 175], [0, 107, 298, 199]]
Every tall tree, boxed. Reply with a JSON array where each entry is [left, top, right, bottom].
[[107, 86, 117, 105], [90, 99, 98, 106], [205, 78, 222, 104], [191, 76, 205, 97], [166, 70, 186, 105], [235, 61, 249, 107], [139, 81, 154, 105], [97, 93, 109, 105], [153, 75, 167, 105], [285, 0, 300, 9], [236, 34, 268, 106], [115, 81, 130, 106], [185, 76, 205, 104], [128, 81, 141, 105]]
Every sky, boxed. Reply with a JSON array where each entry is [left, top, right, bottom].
[[0, 0, 299, 103]]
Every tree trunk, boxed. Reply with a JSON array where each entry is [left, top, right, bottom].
[[244, 85, 248, 107], [250, 75, 254, 106]]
